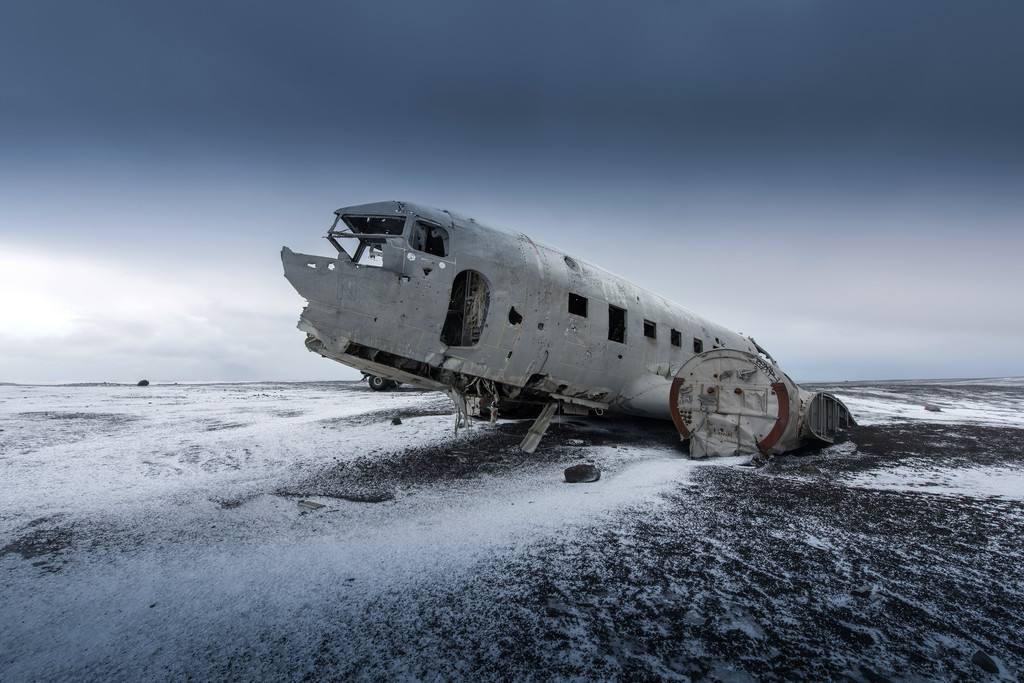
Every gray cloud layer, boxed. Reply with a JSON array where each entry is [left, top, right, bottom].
[[1, 1, 1022, 382]]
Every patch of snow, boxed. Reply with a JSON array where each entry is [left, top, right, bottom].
[[802, 534, 835, 551], [843, 463, 1024, 500], [0, 383, 458, 532], [819, 385, 1024, 428]]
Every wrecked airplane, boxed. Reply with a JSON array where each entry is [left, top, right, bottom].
[[282, 201, 853, 457]]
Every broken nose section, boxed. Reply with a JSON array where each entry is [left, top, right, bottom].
[[281, 247, 339, 305], [281, 246, 359, 361], [669, 349, 854, 459]]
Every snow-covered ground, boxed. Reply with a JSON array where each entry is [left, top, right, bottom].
[[1, 380, 1022, 680], [843, 462, 1024, 500], [1, 383, 457, 529], [0, 382, 750, 679], [817, 379, 1024, 505], [0, 382, 744, 551], [814, 377, 1024, 428]]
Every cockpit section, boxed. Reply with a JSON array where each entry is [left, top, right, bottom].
[[326, 208, 451, 272]]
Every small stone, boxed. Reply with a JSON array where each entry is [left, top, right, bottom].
[[137, 379, 150, 387], [391, 417, 402, 425], [564, 463, 601, 483], [850, 585, 873, 599], [923, 404, 942, 412], [336, 487, 394, 503], [971, 650, 998, 674]]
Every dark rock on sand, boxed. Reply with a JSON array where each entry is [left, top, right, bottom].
[[971, 649, 999, 674], [336, 486, 395, 503], [564, 463, 601, 483]]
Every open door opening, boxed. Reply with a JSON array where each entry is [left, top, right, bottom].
[[441, 270, 489, 346]]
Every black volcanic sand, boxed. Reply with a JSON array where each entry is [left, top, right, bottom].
[[283, 422, 1024, 681], [280, 414, 680, 500]]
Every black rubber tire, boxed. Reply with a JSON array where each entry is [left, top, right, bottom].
[[368, 375, 389, 391]]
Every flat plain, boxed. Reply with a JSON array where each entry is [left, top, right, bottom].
[[1, 379, 1022, 680]]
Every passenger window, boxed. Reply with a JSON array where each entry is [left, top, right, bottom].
[[693, 337, 703, 353], [568, 293, 588, 317], [670, 329, 681, 347], [643, 320, 657, 339], [409, 220, 449, 257], [608, 305, 626, 343]]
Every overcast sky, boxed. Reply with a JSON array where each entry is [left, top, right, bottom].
[[2, 0, 1022, 383]]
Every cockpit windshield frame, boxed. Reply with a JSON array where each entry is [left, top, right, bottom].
[[327, 214, 408, 265]]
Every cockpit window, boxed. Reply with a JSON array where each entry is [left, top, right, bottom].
[[342, 215, 406, 235], [327, 214, 407, 267], [409, 220, 449, 257]]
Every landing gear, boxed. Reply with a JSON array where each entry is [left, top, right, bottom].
[[366, 374, 401, 391]]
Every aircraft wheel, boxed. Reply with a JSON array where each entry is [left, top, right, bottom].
[[368, 375, 390, 391]]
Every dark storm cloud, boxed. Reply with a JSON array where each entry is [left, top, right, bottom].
[[3, 0, 1023, 159], [2, 1, 1023, 382]]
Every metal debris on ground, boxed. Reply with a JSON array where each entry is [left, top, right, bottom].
[[297, 500, 326, 511]]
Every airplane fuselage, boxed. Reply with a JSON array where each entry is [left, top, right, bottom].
[[282, 201, 852, 456]]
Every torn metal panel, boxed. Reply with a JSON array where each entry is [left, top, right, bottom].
[[520, 402, 558, 454], [282, 200, 853, 455]]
